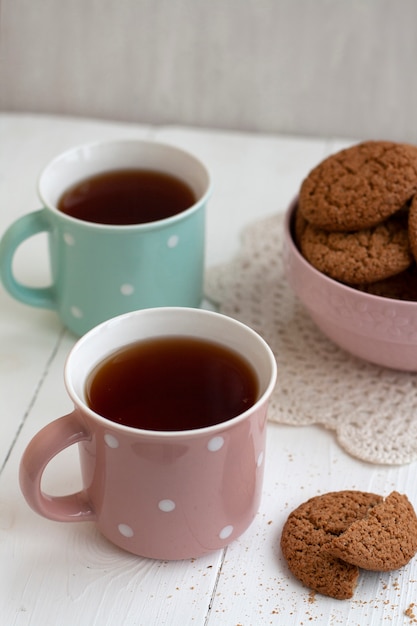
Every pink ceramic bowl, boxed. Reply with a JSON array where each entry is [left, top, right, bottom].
[[283, 197, 417, 371]]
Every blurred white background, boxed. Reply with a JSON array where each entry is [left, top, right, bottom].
[[1, 0, 417, 142]]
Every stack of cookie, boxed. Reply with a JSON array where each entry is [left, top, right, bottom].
[[296, 141, 417, 300], [280, 490, 417, 600]]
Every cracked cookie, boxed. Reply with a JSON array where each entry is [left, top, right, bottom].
[[299, 141, 417, 231], [281, 490, 417, 600], [299, 211, 412, 284], [280, 490, 383, 599], [326, 491, 417, 571]]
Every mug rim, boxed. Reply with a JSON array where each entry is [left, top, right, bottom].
[[37, 138, 212, 232], [64, 307, 277, 439]]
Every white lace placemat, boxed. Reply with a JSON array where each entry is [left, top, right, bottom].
[[205, 212, 417, 465]]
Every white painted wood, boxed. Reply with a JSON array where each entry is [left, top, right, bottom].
[[1, 113, 417, 625], [0, 114, 153, 468]]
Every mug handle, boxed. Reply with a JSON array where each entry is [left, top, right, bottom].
[[0, 209, 56, 309], [19, 412, 96, 522]]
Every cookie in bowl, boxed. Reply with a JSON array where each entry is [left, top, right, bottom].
[[283, 139, 417, 371], [299, 211, 412, 285], [298, 140, 417, 231]]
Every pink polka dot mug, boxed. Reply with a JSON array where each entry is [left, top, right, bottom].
[[19, 307, 277, 560]]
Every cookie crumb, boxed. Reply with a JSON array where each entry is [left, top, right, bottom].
[[405, 603, 417, 622]]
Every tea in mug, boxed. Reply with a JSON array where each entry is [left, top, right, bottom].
[[58, 169, 196, 225], [86, 336, 259, 431]]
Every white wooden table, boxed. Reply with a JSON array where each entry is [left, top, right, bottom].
[[1, 113, 417, 625]]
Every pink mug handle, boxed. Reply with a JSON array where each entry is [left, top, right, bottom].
[[19, 412, 96, 522]]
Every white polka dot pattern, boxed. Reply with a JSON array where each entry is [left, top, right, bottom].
[[167, 234, 179, 248], [70, 306, 83, 318], [158, 499, 176, 512], [63, 233, 75, 245], [207, 436, 225, 452], [120, 283, 134, 296], [219, 525, 234, 540], [118, 523, 134, 538], [104, 433, 120, 449]]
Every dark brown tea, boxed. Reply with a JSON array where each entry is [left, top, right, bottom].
[[86, 336, 259, 431], [58, 169, 197, 225]]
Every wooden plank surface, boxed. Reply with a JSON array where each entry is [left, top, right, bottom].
[[1, 113, 417, 625]]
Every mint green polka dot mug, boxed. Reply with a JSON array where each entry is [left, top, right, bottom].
[[0, 140, 211, 335]]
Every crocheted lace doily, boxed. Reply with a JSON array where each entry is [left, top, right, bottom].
[[205, 213, 417, 466]]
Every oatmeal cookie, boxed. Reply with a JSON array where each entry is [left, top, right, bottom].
[[408, 194, 417, 263], [357, 265, 417, 301], [299, 212, 412, 284], [293, 205, 308, 248], [299, 141, 417, 231], [326, 492, 417, 571], [280, 491, 382, 599]]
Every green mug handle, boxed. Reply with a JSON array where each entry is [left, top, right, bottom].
[[0, 209, 56, 309]]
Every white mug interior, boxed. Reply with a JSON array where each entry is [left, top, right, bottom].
[[65, 307, 277, 436], [38, 139, 211, 222]]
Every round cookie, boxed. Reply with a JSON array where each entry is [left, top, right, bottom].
[[299, 212, 412, 285], [299, 141, 417, 231], [293, 205, 308, 248], [326, 492, 417, 571], [408, 193, 417, 263], [357, 265, 417, 301], [280, 491, 383, 599]]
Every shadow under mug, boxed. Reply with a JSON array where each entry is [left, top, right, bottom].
[[19, 307, 277, 560], [0, 140, 211, 335]]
